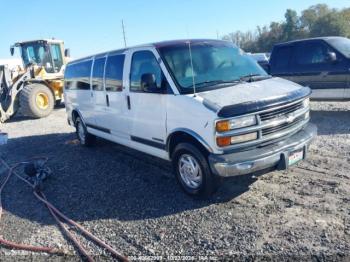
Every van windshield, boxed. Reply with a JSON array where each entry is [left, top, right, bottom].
[[327, 37, 350, 58], [158, 41, 267, 93]]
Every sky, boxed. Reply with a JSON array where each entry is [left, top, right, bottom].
[[0, 0, 349, 59]]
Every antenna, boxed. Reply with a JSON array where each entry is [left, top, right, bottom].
[[187, 41, 196, 97], [121, 20, 127, 48]]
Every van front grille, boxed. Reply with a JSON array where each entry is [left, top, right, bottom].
[[215, 98, 309, 150], [262, 115, 304, 136], [259, 101, 306, 139], [259, 101, 303, 122]]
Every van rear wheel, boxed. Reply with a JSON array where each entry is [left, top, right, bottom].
[[172, 143, 219, 197], [75, 117, 96, 146]]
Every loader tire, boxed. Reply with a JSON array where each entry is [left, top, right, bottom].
[[19, 84, 54, 118]]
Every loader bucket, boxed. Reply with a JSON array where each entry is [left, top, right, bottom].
[[0, 66, 11, 122], [0, 65, 32, 122]]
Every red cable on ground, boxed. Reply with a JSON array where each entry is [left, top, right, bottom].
[[0, 237, 64, 254], [0, 159, 66, 255], [34, 191, 127, 261], [42, 192, 94, 262], [0, 157, 128, 262]]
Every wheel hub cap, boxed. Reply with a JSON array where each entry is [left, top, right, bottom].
[[178, 154, 202, 189], [78, 122, 85, 143]]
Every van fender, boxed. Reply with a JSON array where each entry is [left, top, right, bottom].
[[71, 108, 84, 125], [166, 128, 214, 155]]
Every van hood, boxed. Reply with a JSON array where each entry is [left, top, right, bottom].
[[199, 77, 311, 118]]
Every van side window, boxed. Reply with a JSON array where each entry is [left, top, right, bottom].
[[65, 60, 92, 90], [130, 51, 168, 92], [105, 55, 124, 92], [272, 46, 292, 69], [296, 42, 330, 65], [92, 57, 106, 91]]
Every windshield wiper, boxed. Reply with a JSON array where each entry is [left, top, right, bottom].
[[239, 74, 272, 82], [184, 79, 242, 89]]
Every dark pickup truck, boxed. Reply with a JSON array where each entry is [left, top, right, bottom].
[[268, 37, 350, 100]]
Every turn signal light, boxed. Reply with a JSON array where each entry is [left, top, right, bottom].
[[216, 120, 230, 132], [216, 136, 231, 147]]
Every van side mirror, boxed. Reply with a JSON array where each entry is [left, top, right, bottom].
[[65, 48, 71, 57], [326, 52, 337, 62], [10, 47, 14, 56], [141, 73, 158, 92]]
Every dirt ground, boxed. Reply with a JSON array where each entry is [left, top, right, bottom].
[[0, 101, 349, 261]]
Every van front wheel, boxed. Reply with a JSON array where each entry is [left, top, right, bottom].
[[172, 143, 219, 197], [75, 117, 96, 146]]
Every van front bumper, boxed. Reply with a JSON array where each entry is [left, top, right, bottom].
[[208, 123, 317, 177]]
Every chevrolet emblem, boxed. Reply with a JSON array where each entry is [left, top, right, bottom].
[[285, 114, 296, 123]]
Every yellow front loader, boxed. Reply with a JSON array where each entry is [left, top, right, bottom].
[[0, 39, 70, 122]]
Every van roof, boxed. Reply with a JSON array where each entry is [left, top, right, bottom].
[[273, 36, 347, 47], [69, 39, 230, 64]]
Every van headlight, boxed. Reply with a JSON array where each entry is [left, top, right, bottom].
[[216, 115, 257, 132], [303, 98, 310, 108], [216, 132, 258, 147]]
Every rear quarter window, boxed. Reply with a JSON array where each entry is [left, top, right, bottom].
[[65, 60, 92, 90]]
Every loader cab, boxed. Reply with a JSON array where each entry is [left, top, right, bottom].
[[12, 40, 66, 74]]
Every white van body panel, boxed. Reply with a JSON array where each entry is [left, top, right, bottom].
[[64, 58, 95, 125], [66, 90, 95, 125], [95, 51, 129, 139], [121, 47, 169, 148], [91, 56, 109, 129], [166, 94, 217, 152], [86, 126, 170, 160]]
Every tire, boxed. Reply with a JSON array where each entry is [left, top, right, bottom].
[[75, 117, 96, 146], [19, 84, 54, 118], [172, 143, 220, 197]]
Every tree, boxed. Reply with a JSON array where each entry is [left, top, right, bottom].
[[310, 11, 350, 37], [283, 9, 300, 41], [222, 31, 256, 49], [221, 4, 350, 53], [300, 4, 331, 30]]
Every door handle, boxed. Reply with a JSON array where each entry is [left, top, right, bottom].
[[106, 94, 110, 107], [127, 95, 131, 110]]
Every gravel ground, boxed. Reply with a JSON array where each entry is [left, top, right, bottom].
[[0, 101, 349, 261]]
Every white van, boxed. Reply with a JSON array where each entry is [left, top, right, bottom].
[[64, 39, 316, 197]]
